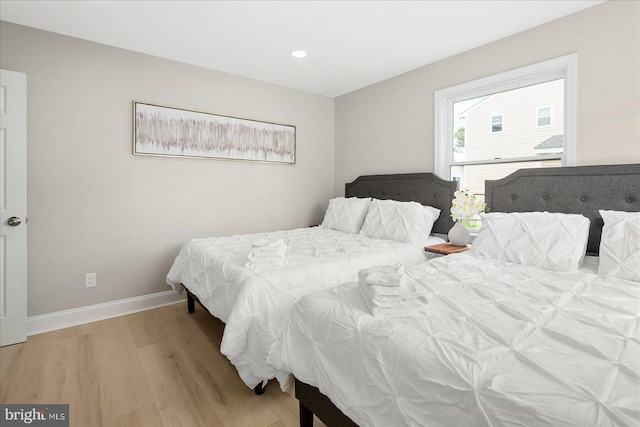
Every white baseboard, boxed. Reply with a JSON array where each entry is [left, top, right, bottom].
[[27, 290, 186, 336]]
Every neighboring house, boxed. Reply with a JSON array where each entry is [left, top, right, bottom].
[[454, 78, 565, 195], [534, 134, 564, 155]]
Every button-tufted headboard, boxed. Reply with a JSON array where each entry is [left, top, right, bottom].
[[345, 172, 458, 236], [485, 164, 640, 255]]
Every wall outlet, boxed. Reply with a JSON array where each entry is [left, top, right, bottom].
[[85, 273, 97, 288]]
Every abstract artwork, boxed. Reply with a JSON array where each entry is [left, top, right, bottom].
[[133, 102, 295, 164]]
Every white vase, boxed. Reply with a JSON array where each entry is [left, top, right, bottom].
[[448, 222, 470, 246]]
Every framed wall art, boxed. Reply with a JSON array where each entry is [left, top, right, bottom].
[[133, 102, 296, 164]]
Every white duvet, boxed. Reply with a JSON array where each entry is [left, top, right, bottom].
[[275, 252, 640, 427], [166, 227, 442, 388]]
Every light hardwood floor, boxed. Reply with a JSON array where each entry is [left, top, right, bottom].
[[0, 303, 327, 427]]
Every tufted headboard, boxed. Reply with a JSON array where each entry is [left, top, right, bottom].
[[485, 164, 640, 255], [345, 172, 457, 236]]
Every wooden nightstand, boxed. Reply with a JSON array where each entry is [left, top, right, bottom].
[[425, 243, 469, 258]]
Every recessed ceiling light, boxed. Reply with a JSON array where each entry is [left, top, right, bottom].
[[290, 50, 307, 58]]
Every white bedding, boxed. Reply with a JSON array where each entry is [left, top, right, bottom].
[[166, 226, 443, 388], [275, 252, 640, 427]]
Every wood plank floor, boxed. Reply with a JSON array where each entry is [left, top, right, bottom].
[[0, 303, 327, 427]]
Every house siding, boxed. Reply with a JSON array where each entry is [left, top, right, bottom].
[[463, 79, 565, 162]]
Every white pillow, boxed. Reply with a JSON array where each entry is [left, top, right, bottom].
[[359, 199, 438, 243], [598, 210, 640, 282], [470, 212, 590, 272], [320, 197, 371, 234], [423, 205, 441, 223]]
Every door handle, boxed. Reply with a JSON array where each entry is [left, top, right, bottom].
[[8, 217, 21, 226]]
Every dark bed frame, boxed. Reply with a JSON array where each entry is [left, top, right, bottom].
[[294, 163, 640, 427], [182, 172, 458, 394]]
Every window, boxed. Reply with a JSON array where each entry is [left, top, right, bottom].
[[537, 106, 552, 127], [491, 114, 503, 132], [434, 54, 577, 208]]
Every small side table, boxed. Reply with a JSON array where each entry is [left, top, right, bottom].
[[425, 243, 469, 258]]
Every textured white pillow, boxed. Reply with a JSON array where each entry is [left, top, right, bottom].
[[423, 205, 441, 223], [598, 210, 640, 282], [321, 197, 371, 234], [359, 199, 438, 243], [470, 212, 590, 272]]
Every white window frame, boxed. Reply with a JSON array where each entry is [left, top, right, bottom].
[[537, 106, 553, 127], [434, 53, 577, 179], [490, 113, 504, 133]]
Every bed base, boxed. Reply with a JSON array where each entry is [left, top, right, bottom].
[[295, 378, 358, 427], [185, 289, 267, 395], [186, 290, 210, 315], [187, 291, 196, 314]]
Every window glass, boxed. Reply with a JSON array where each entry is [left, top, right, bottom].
[[452, 79, 564, 166], [537, 106, 552, 126], [434, 53, 577, 228], [491, 114, 503, 132]]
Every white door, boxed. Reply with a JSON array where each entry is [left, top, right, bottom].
[[0, 69, 27, 346]]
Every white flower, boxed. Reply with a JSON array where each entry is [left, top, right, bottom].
[[450, 189, 486, 223]]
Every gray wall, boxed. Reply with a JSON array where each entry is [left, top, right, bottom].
[[0, 22, 335, 316], [335, 0, 640, 194]]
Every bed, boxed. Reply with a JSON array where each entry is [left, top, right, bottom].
[[166, 172, 457, 392], [276, 164, 640, 427]]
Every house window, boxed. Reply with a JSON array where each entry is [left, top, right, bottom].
[[491, 114, 503, 132], [537, 106, 552, 127], [434, 54, 577, 215]]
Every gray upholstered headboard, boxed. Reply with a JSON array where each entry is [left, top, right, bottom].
[[345, 172, 457, 236], [485, 164, 640, 255]]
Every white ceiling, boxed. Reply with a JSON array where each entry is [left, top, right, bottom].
[[0, 0, 605, 97]]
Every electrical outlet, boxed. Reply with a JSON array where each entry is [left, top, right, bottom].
[[85, 273, 97, 288]]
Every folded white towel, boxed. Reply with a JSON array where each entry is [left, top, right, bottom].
[[245, 258, 284, 271], [358, 264, 406, 287], [247, 239, 287, 267], [359, 279, 427, 308], [248, 246, 286, 261], [246, 255, 285, 264], [255, 244, 287, 254], [252, 239, 286, 248], [357, 269, 405, 287], [358, 284, 428, 319], [359, 276, 419, 297], [368, 264, 405, 275]]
